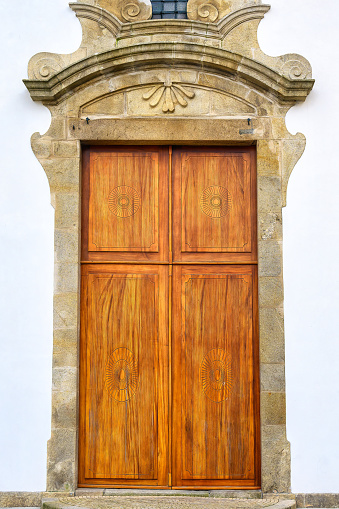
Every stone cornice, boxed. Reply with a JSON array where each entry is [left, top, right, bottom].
[[69, 3, 270, 40], [23, 42, 314, 105]]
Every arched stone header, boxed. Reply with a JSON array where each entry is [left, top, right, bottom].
[[24, 0, 314, 498]]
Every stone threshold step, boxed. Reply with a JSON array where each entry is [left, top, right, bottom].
[[42, 496, 296, 509], [76, 490, 264, 499]]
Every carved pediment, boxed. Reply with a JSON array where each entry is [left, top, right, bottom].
[[24, 0, 313, 107]]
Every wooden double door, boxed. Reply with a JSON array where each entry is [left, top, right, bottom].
[[79, 146, 260, 489]]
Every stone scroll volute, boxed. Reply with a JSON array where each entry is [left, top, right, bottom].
[[97, 0, 152, 22], [187, 0, 232, 22]]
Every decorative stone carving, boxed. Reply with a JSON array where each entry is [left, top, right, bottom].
[[143, 82, 195, 112], [281, 58, 312, 80], [98, 0, 152, 22], [187, 0, 232, 22], [29, 52, 64, 80]]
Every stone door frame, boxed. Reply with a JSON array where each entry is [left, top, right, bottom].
[[23, 1, 314, 495]]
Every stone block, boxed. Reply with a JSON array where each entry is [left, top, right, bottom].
[[53, 190, 80, 230], [75, 489, 105, 496], [257, 176, 282, 213], [104, 489, 209, 497], [259, 308, 284, 364], [42, 158, 80, 192], [257, 140, 281, 176], [211, 491, 261, 499], [258, 240, 282, 277], [261, 425, 291, 493], [259, 276, 284, 308], [282, 136, 306, 207], [53, 328, 78, 368], [261, 392, 286, 425], [31, 133, 53, 158], [55, 229, 79, 263], [52, 391, 77, 429], [45, 118, 66, 140], [53, 293, 78, 329], [260, 364, 285, 392], [81, 92, 125, 116], [54, 263, 79, 294], [52, 367, 77, 393], [258, 211, 283, 241], [302, 494, 339, 508], [47, 429, 77, 492], [0, 492, 43, 507], [53, 141, 80, 158], [210, 92, 256, 115]]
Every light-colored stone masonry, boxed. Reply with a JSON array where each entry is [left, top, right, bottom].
[[22, 0, 314, 498]]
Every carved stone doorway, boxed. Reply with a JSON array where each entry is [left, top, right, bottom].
[[24, 0, 314, 495]]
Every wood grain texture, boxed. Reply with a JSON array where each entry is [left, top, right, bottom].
[[79, 146, 260, 489], [82, 146, 169, 262], [79, 264, 169, 486], [173, 147, 257, 263], [172, 265, 260, 488]]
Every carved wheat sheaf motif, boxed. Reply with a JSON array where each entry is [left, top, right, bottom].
[[108, 186, 140, 218], [200, 185, 231, 218], [105, 348, 138, 402], [201, 348, 233, 402], [143, 82, 195, 113]]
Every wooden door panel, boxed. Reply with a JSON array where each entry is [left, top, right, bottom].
[[173, 147, 256, 263], [79, 264, 169, 486], [172, 265, 260, 488], [82, 146, 169, 262]]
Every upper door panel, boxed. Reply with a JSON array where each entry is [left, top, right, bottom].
[[173, 147, 257, 263], [82, 146, 169, 262]]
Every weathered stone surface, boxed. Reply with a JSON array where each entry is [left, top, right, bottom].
[[53, 141, 80, 158], [259, 277, 283, 308], [42, 158, 80, 193], [54, 263, 79, 294], [258, 240, 282, 277], [0, 492, 42, 507], [53, 328, 78, 368], [98, 0, 151, 22], [257, 176, 282, 213], [261, 392, 286, 425], [52, 367, 77, 393], [261, 425, 291, 493], [104, 490, 210, 497], [187, 0, 232, 22], [296, 493, 339, 508], [259, 308, 284, 364], [31, 133, 53, 158], [82, 92, 125, 117], [53, 293, 78, 329], [55, 230, 79, 263], [44, 118, 67, 140], [47, 429, 77, 492], [260, 363, 285, 392], [52, 391, 77, 429], [257, 140, 281, 176], [54, 193, 80, 230], [282, 135, 306, 207], [258, 211, 283, 241], [42, 496, 296, 509]]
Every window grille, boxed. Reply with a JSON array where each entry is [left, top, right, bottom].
[[151, 0, 188, 19]]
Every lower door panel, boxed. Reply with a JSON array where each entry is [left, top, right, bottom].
[[79, 264, 169, 487], [172, 265, 260, 488]]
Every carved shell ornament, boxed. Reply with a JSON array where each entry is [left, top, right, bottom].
[[143, 81, 195, 113]]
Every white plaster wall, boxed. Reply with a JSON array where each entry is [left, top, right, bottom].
[[0, 0, 338, 493]]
